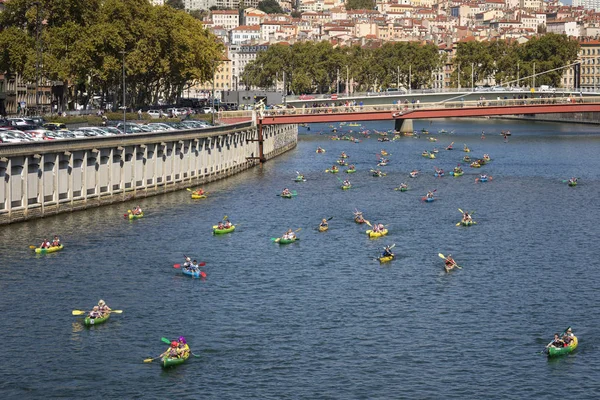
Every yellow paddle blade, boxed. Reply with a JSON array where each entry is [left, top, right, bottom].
[[143, 358, 154, 363], [223, 215, 228, 220], [127, 210, 131, 213], [458, 208, 464, 214], [456, 222, 461, 226], [295, 228, 302, 232], [29, 245, 36, 249], [364, 220, 372, 227], [72, 310, 86, 315], [186, 188, 192, 191], [110, 310, 123, 314], [438, 253, 447, 259]]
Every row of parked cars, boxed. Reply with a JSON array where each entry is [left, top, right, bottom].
[[0, 117, 213, 144]]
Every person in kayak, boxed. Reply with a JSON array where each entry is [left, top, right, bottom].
[[88, 306, 101, 319], [317, 147, 324, 153], [132, 205, 142, 215], [320, 219, 328, 229], [462, 212, 472, 222], [98, 300, 111, 316], [40, 238, 51, 249], [177, 337, 189, 355], [382, 246, 394, 258], [343, 179, 351, 187], [348, 164, 355, 170], [331, 165, 338, 171], [435, 167, 444, 176], [162, 341, 181, 359], [340, 152, 348, 158], [445, 254, 457, 269], [562, 328, 574, 344], [410, 170, 419, 178], [399, 183, 408, 190], [446, 142, 454, 150], [354, 211, 365, 222], [183, 256, 192, 268], [283, 229, 296, 240], [189, 260, 201, 272], [426, 191, 434, 199], [193, 188, 205, 196], [217, 221, 225, 230], [224, 219, 232, 229], [51, 235, 61, 247], [569, 177, 577, 184], [422, 150, 429, 156], [548, 333, 565, 348], [454, 165, 463, 173], [282, 188, 291, 196]]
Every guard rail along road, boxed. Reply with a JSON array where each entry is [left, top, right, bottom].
[[0, 121, 297, 225]]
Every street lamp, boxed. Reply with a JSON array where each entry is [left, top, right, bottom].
[[471, 62, 474, 91], [121, 50, 126, 131]]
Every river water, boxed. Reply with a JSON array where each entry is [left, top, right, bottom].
[[1, 118, 599, 399]]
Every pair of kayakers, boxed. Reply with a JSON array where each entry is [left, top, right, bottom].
[[547, 328, 574, 348], [435, 167, 444, 176], [372, 223, 385, 233], [217, 220, 233, 230], [40, 235, 61, 249], [342, 179, 351, 187], [316, 146, 325, 153], [282, 229, 296, 240], [183, 256, 202, 272], [568, 177, 577, 184], [454, 166, 463, 174], [88, 299, 111, 319], [162, 337, 189, 359], [192, 188, 205, 196]]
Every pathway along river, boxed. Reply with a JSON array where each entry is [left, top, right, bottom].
[[1, 118, 599, 399]]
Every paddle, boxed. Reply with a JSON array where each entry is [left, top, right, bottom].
[[173, 262, 206, 269], [438, 253, 462, 269], [72, 309, 123, 316], [143, 355, 163, 363], [29, 245, 37, 249]]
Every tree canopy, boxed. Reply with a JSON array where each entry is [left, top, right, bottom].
[[0, 0, 224, 108], [452, 34, 579, 88], [242, 41, 443, 94], [345, 0, 375, 10], [257, 0, 284, 14]]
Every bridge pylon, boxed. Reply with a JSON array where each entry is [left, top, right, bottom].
[[395, 118, 413, 134]]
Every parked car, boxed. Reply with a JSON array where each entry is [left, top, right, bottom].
[[7, 118, 36, 126], [147, 123, 175, 131], [43, 122, 68, 131], [0, 130, 30, 143], [202, 107, 215, 114], [147, 110, 161, 119], [100, 127, 123, 135], [24, 129, 56, 140], [491, 86, 507, 91], [539, 85, 556, 92], [116, 122, 144, 133]]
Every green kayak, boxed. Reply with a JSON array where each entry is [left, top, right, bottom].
[[548, 336, 578, 357], [345, 169, 356, 173], [213, 225, 235, 234], [459, 220, 475, 226], [84, 313, 110, 327], [162, 349, 190, 368], [276, 237, 299, 244], [342, 185, 351, 190]]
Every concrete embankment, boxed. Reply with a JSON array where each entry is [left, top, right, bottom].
[[0, 122, 297, 224]]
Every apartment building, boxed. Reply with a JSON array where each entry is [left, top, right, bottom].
[[212, 10, 240, 31]]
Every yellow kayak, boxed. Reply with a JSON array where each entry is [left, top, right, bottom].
[[366, 229, 388, 238], [319, 226, 328, 232], [378, 254, 394, 263], [191, 194, 207, 199], [34, 244, 64, 254]]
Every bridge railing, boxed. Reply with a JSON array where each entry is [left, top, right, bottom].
[[217, 95, 600, 122]]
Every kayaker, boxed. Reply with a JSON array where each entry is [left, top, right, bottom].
[[562, 328, 574, 344], [445, 255, 456, 269], [343, 179, 350, 187], [378, 223, 385, 231], [481, 131, 485, 140], [548, 333, 565, 348], [183, 256, 191, 267], [283, 229, 295, 240], [340, 152, 347, 158], [98, 299, 111, 316], [454, 166, 463, 173], [190, 260, 200, 272], [161, 341, 181, 359], [51, 235, 61, 247], [177, 337, 189, 354], [193, 188, 204, 196], [400, 183, 408, 190], [320, 219, 328, 228], [569, 177, 577, 184], [40, 239, 51, 249], [217, 221, 225, 230], [282, 188, 291, 196], [382, 246, 394, 258], [132, 205, 142, 215], [331, 165, 338, 171], [348, 164, 355, 170], [354, 212, 364, 222], [422, 150, 429, 156], [224, 220, 232, 229], [426, 191, 434, 199], [88, 306, 101, 319], [446, 142, 454, 150], [462, 212, 472, 222]]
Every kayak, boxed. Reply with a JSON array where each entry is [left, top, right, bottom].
[[459, 220, 475, 226], [379, 254, 394, 263], [316, 149, 326, 153], [294, 176, 306, 182], [463, 156, 471, 162], [182, 267, 203, 278], [450, 171, 464, 177], [377, 162, 388, 167], [568, 181, 577, 187], [409, 173, 418, 178], [434, 172, 444, 177], [366, 229, 388, 238], [84, 313, 110, 327], [342, 185, 351, 190], [191, 194, 207, 199], [319, 226, 328, 232], [423, 197, 435, 202], [548, 336, 578, 357], [281, 193, 293, 198], [129, 212, 144, 220], [429, 137, 437, 142], [444, 263, 458, 272], [478, 177, 489, 182], [325, 169, 339, 173], [340, 154, 349, 158], [421, 153, 430, 158], [345, 169, 356, 173], [429, 154, 436, 159], [372, 172, 386, 177], [275, 237, 299, 244], [213, 225, 235, 234], [34, 244, 64, 254], [464, 148, 471, 153], [162, 348, 191, 368], [395, 187, 408, 192], [470, 162, 481, 168]]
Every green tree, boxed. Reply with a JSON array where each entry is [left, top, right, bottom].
[[345, 0, 375, 10], [257, 0, 284, 14], [166, 0, 185, 9]]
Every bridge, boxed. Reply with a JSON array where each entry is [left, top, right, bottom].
[[218, 96, 600, 132]]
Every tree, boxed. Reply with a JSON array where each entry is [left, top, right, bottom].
[[345, 0, 375, 10], [257, 0, 284, 14], [166, 0, 185, 10]]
